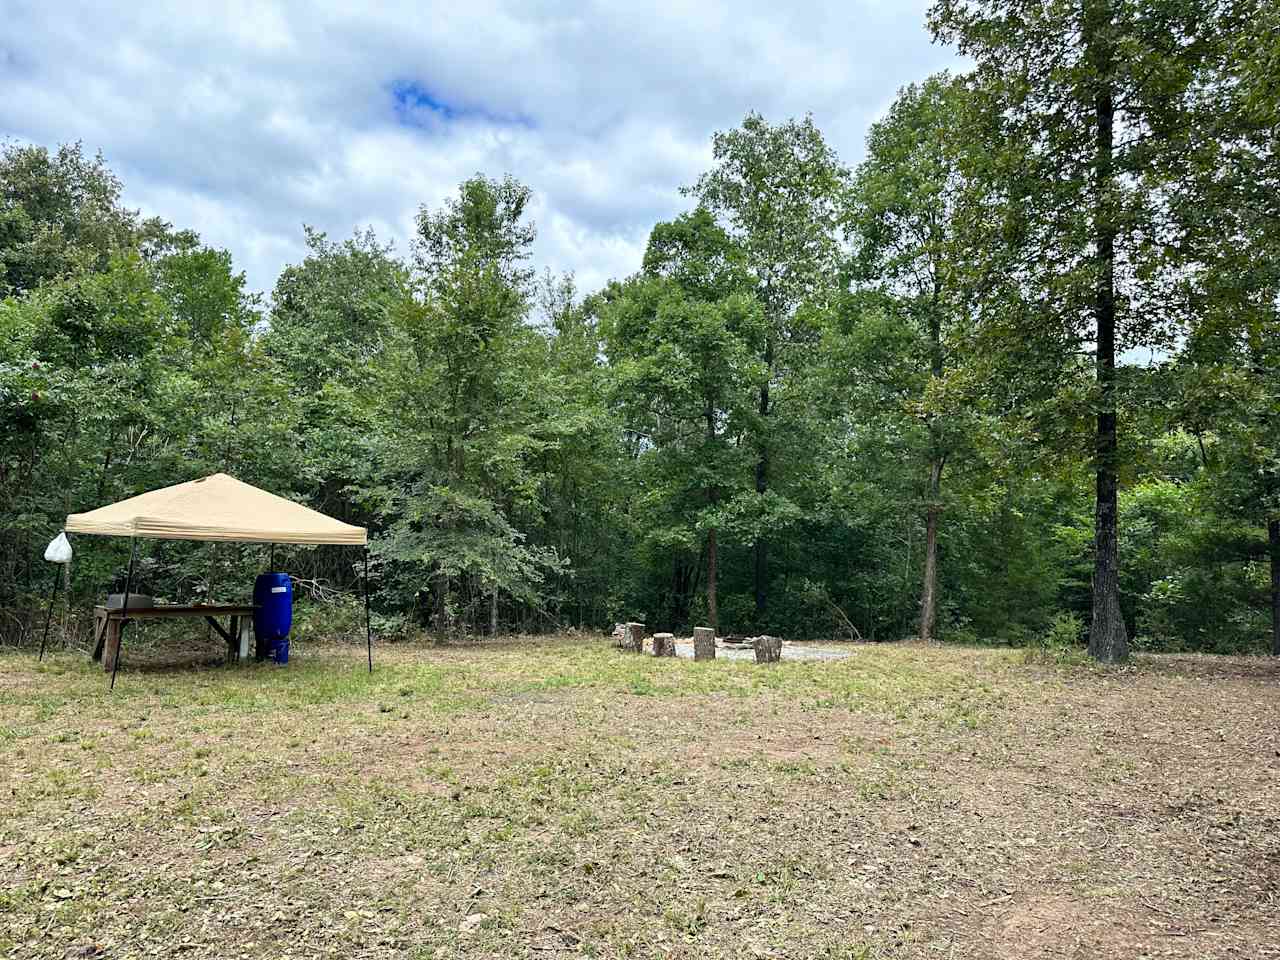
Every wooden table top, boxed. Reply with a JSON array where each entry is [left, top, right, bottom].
[[95, 604, 257, 619]]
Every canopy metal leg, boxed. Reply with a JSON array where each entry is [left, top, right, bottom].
[[110, 538, 137, 691], [37, 565, 61, 661], [364, 547, 372, 674]]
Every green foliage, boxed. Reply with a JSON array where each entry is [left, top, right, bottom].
[[599, 208, 768, 628], [683, 113, 850, 628], [0, 141, 139, 295], [0, 187, 281, 628], [1120, 478, 1271, 654], [834, 72, 994, 641], [1022, 612, 1087, 665]]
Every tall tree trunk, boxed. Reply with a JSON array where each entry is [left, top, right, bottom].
[[1270, 518, 1280, 657], [919, 291, 945, 644], [1085, 0, 1129, 663], [707, 527, 718, 634], [434, 574, 448, 635], [490, 589, 499, 637], [671, 555, 694, 627], [704, 407, 720, 635], [1247, 323, 1276, 656], [919, 459, 944, 643], [752, 491, 767, 619], [753, 340, 774, 622]]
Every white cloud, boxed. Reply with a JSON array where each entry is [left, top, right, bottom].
[[1, 0, 958, 298]]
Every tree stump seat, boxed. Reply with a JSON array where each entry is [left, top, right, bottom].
[[693, 626, 716, 661], [753, 635, 782, 663], [622, 622, 645, 653]]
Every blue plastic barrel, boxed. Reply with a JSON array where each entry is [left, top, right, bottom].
[[253, 573, 292, 662]]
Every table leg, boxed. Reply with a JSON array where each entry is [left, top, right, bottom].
[[92, 609, 108, 662], [227, 616, 239, 663], [101, 619, 122, 673]]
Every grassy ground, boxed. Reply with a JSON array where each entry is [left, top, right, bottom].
[[2, 635, 1278, 959]]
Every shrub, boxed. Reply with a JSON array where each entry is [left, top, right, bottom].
[[1023, 611, 1086, 665], [292, 595, 373, 645]]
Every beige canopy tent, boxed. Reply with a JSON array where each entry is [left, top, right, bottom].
[[65, 473, 367, 545], [49, 473, 372, 686]]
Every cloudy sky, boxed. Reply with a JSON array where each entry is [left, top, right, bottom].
[[2, 1, 958, 298]]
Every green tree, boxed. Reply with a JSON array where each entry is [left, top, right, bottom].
[[0, 142, 139, 295], [688, 114, 848, 625], [842, 73, 987, 642], [528, 272, 628, 630], [1169, 0, 1280, 654], [371, 176, 563, 632], [929, 0, 1233, 661], [263, 226, 407, 525], [600, 209, 765, 632]]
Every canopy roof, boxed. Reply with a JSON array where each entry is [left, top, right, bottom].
[[65, 473, 367, 546]]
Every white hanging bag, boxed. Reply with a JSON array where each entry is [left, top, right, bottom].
[[44, 532, 73, 564]]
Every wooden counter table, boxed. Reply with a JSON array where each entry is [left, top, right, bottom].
[[93, 604, 256, 671]]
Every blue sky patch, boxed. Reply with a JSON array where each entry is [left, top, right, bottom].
[[390, 80, 534, 130]]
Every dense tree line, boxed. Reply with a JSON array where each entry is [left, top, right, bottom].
[[2, 0, 1277, 659]]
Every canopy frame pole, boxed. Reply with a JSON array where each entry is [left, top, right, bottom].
[[110, 537, 137, 691], [364, 547, 372, 674], [37, 563, 62, 661]]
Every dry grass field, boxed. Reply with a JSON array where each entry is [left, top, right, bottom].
[[2, 636, 1278, 959]]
